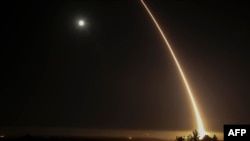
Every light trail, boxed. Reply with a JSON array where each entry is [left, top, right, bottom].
[[140, 0, 206, 138]]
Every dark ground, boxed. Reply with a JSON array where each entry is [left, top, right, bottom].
[[0, 136, 169, 141], [0, 136, 223, 141]]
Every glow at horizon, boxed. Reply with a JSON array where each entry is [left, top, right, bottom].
[[140, 0, 206, 138]]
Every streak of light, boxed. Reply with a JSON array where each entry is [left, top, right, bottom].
[[140, 0, 206, 138]]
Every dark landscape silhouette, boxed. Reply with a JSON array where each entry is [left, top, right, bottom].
[[0, 130, 221, 141], [175, 130, 218, 141]]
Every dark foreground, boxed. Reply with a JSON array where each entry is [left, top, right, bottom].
[[0, 136, 224, 141], [0, 136, 171, 141]]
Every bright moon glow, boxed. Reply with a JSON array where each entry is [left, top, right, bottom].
[[140, 0, 207, 139], [78, 20, 85, 26]]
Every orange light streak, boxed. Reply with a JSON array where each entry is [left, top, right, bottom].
[[140, 0, 206, 138]]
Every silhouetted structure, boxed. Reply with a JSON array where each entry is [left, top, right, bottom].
[[176, 130, 218, 141], [175, 136, 185, 141], [192, 130, 199, 141]]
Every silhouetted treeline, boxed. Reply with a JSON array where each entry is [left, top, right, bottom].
[[175, 130, 219, 141]]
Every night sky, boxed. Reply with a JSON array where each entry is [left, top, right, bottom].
[[1, 0, 250, 137]]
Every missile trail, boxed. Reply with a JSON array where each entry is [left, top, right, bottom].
[[140, 0, 206, 138]]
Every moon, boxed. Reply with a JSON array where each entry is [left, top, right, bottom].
[[78, 20, 85, 27]]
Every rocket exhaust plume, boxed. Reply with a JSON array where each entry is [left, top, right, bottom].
[[140, 0, 207, 138]]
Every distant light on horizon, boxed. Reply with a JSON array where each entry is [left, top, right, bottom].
[[0, 135, 5, 138]]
